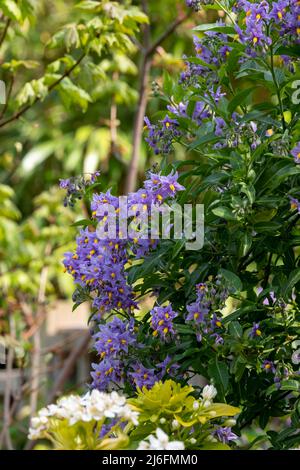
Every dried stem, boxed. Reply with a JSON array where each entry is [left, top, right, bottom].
[[29, 244, 51, 420]]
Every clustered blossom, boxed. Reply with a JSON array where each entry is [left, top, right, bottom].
[[150, 304, 178, 340], [28, 390, 139, 441], [129, 356, 181, 389], [62, 171, 185, 394], [185, 280, 228, 344], [201, 384, 218, 407], [137, 428, 185, 450], [233, 0, 300, 49], [144, 116, 181, 155], [63, 170, 184, 317], [59, 171, 100, 207], [91, 317, 136, 390], [180, 26, 231, 87]]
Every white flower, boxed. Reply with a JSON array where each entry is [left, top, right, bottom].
[[192, 400, 200, 410], [171, 419, 180, 430], [138, 428, 185, 450], [202, 384, 217, 401], [118, 404, 139, 426]]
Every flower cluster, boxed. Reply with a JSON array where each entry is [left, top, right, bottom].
[[28, 389, 139, 442], [180, 27, 231, 86], [59, 171, 100, 207], [186, 0, 215, 12], [185, 281, 228, 344], [129, 356, 181, 389], [138, 428, 185, 450], [150, 304, 178, 340], [144, 116, 181, 155], [233, 1, 300, 49], [91, 317, 136, 391], [63, 170, 184, 317]]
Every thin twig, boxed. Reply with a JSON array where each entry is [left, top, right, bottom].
[[0, 17, 11, 48], [110, 71, 119, 157], [29, 244, 51, 421], [124, 10, 189, 193], [0, 52, 85, 129]]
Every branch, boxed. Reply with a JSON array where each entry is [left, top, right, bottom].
[[0, 52, 85, 129], [124, 11, 189, 193], [145, 13, 189, 58], [0, 17, 11, 48], [29, 244, 51, 421]]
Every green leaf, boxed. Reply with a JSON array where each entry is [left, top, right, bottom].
[[0, 0, 22, 21], [228, 87, 256, 114], [188, 132, 219, 150], [219, 268, 243, 292], [212, 206, 236, 221], [193, 24, 235, 34], [266, 380, 300, 396], [253, 221, 281, 232], [59, 78, 92, 111], [163, 71, 173, 96], [75, 0, 101, 11], [228, 321, 243, 339], [283, 269, 300, 297], [201, 442, 231, 450], [208, 358, 229, 397]]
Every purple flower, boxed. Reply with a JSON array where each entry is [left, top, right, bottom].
[[270, 1, 289, 23], [90, 359, 122, 391], [144, 116, 181, 155], [129, 363, 158, 389], [59, 178, 71, 189], [249, 322, 262, 338], [262, 360, 276, 373], [214, 427, 238, 444], [291, 143, 300, 164], [156, 355, 181, 379], [215, 117, 226, 136], [150, 304, 178, 339], [185, 281, 226, 345], [93, 317, 136, 359]]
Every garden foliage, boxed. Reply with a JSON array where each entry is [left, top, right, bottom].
[[61, 0, 300, 450]]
